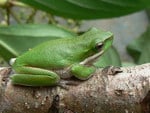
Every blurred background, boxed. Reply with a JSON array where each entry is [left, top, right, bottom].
[[0, 0, 150, 67]]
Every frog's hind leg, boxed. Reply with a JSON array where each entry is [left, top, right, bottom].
[[11, 66, 60, 86]]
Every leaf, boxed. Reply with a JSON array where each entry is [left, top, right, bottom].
[[127, 26, 150, 64], [0, 24, 76, 61], [126, 38, 143, 62], [20, 0, 150, 19], [94, 46, 121, 67], [122, 62, 136, 67]]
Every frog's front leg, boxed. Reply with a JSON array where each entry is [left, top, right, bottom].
[[11, 66, 60, 86], [70, 64, 96, 80]]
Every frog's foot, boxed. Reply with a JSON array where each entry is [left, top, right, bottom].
[[102, 66, 122, 76], [58, 80, 80, 90]]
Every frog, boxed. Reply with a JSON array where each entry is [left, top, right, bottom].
[[10, 28, 113, 86]]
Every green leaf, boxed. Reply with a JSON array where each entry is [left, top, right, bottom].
[[0, 24, 76, 61], [122, 62, 136, 67], [127, 26, 150, 64], [126, 38, 143, 62], [20, 0, 150, 19], [94, 46, 121, 67]]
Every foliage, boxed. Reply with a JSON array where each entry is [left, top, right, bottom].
[[0, 24, 76, 61], [20, 0, 150, 19], [94, 46, 121, 67], [127, 26, 150, 64], [0, 0, 150, 66]]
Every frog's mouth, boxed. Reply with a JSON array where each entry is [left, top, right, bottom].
[[80, 50, 104, 65]]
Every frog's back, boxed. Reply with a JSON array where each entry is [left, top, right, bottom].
[[13, 38, 89, 69]]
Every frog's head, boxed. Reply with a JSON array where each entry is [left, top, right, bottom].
[[79, 28, 113, 65], [87, 28, 113, 54]]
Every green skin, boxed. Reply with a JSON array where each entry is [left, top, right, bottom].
[[10, 28, 113, 86]]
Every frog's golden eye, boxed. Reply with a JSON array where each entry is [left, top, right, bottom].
[[95, 42, 103, 51]]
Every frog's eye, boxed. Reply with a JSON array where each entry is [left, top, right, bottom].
[[95, 42, 103, 51]]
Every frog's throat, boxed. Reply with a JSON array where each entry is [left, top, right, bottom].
[[80, 50, 104, 65]]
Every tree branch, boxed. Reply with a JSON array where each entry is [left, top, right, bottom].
[[0, 63, 150, 113]]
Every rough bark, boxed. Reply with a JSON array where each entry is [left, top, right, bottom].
[[0, 63, 150, 113]]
